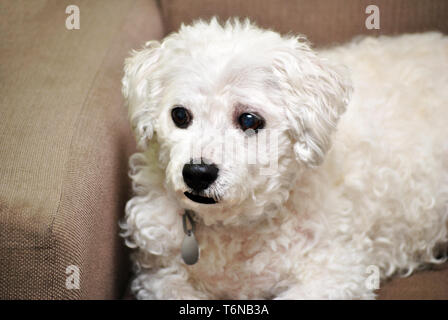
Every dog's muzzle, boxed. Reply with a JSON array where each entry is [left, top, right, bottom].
[[182, 160, 218, 204]]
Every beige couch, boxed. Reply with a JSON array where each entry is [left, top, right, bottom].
[[0, 0, 447, 299]]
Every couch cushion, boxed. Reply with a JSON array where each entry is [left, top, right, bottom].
[[160, 0, 448, 47], [378, 262, 448, 299], [0, 0, 163, 299]]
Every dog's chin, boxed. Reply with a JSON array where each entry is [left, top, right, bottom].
[[184, 192, 217, 205]]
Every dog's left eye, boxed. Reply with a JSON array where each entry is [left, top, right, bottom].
[[238, 113, 264, 132], [171, 106, 192, 128]]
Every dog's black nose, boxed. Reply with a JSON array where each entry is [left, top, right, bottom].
[[182, 161, 219, 192]]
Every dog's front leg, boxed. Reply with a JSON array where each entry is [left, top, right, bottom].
[[124, 189, 211, 299], [274, 246, 377, 299], [274, 276, 375, 300], [131, 262, 212, 300]]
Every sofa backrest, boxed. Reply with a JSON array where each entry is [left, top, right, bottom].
[[159, 0, 448, 47]]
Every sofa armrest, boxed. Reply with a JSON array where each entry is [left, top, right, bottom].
[[0, 0, 163, 299]]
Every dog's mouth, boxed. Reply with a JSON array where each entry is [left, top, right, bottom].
[[184, 192, 217, 204]]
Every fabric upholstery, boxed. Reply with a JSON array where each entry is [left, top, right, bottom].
[[160, 0, 448, 47], [0, 0, 163, 299], [378, 263, 448, 300]]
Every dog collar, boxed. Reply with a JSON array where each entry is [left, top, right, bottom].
[[181, 210, 199, 265]]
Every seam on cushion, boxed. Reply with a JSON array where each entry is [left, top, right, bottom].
[[51, 2, 135, 231]]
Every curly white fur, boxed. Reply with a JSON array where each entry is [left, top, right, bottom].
[[121, 18, 448, 299]]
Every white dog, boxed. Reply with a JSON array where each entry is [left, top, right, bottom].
[[120, 18, 448, 299]]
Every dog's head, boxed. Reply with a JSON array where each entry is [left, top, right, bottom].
[[122, 18, 351, 225]]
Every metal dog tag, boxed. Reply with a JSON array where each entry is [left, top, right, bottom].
[[181, 210, 199, 265], [181, 231, 199, 265]]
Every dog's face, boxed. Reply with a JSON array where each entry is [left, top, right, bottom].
[[122, 19, 351, 225]]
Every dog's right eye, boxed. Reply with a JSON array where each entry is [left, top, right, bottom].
[[171, 106, 192, 128], [238, 113, 264, 133]]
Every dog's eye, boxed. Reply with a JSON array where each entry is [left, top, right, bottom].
[[171, 106, 192, 128], [238, 113, 264, 132]]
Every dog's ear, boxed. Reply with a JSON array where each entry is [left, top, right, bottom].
[[122, 40, 162, 150], [273, 38, 352, 167]]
